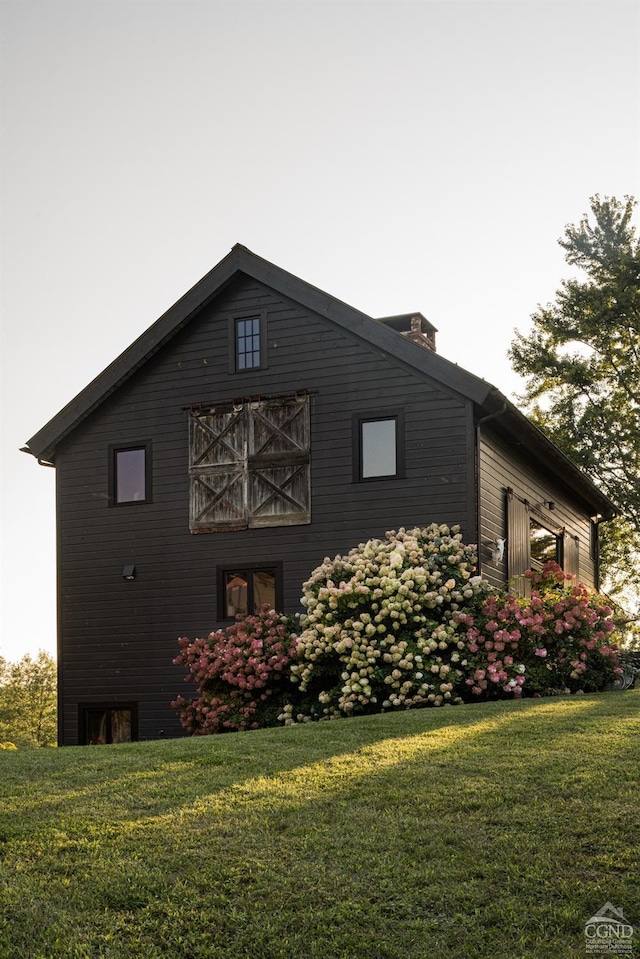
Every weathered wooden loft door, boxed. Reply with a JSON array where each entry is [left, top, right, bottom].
[[189, 396, 310, 532], [248, 399, 310, 527], [189, 407, 247, 531]]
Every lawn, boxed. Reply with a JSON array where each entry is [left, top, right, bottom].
[[0, 691, 638, 959]]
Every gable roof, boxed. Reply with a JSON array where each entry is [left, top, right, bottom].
[[22, 244, 617, 519]]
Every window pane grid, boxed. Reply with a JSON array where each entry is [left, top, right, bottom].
[[236, 317, 261, 370], [223, 568, 276, 618]]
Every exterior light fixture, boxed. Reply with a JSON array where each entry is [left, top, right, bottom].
[[533, 500, 556, 512], [122, 565, 136, 581]]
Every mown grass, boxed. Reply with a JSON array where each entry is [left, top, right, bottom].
[[0, 691, 638, 959]]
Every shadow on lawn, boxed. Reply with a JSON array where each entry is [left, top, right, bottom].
[[2, 691, 637, 832], [162, 692, 638, 822], [1, 691, 637, 959]]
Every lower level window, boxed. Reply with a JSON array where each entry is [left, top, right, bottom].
[[81, 705, 137, 745], [219, 566, 280, 618]]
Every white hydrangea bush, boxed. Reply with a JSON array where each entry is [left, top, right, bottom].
[[282, 524, 490, 723]]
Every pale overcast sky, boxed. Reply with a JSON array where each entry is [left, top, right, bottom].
[[1, 0, 638, 661]]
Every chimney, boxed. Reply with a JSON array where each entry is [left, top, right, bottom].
[[377, 312, 437, 352]]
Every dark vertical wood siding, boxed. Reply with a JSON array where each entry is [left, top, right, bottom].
[[55, 276, 476, 743], [478, 424, 597, 590]]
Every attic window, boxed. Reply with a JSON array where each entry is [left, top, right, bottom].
[[235, 316, 262, 371]]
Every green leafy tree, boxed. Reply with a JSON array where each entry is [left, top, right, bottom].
[[509, 195, 639, 634], [0, 651, 57, 747]]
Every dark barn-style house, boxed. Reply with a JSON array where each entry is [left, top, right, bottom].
[[23, 245, 616, 745]]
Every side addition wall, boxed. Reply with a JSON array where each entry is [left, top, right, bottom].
[[477, 424, 598, 592]]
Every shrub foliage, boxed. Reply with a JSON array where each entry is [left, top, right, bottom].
[[173, 526, 623, 734], [461, 562, 620, 698], [284, 524, 490, 722], [171, 606, 297, 734]]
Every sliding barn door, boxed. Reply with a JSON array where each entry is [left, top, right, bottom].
[[248, 398, 311, 527], [189, 396, 310, 532]]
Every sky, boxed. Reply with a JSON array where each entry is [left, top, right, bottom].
[[1, 0, 638, 662]]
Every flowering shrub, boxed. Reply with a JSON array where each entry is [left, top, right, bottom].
[[171, 605, 297, 734], [513, 563, 619, 694], [281, 534, 623, 724], [445, 561, 621, 700], [453, 597, 527, 699], [282, 524, 491, 722], [172, 537, 623, 734]]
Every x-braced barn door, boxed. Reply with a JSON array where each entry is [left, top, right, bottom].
[[189, 396, 310, 532], [189, 406, 248, 531], [248, 398, 310, 527]]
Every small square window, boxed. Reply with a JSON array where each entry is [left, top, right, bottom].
[[110, 443, 151, 505], [219, 565, 281, 619], [236, 316, 261, 371], [354, 412, 404, 481]]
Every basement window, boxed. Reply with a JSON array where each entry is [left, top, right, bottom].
[[80, 705, 137, 745]]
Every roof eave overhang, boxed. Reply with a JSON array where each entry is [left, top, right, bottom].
[[476, 389, 618, 521], [24, 247, 247, 462], [23, 244, 494, 461]]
